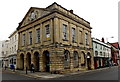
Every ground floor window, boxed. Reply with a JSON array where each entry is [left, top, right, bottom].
[[64, 50, 70, 68]]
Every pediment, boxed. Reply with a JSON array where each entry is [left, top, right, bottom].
[[20, 7, 50, 27]]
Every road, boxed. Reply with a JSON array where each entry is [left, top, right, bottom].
[[50, 66, 118, 80], [1, 66, 119, 80], [2, 70, 37, 80]]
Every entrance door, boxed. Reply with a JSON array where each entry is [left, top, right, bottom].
[[87, 58, 91, 70], [43, 51, 50, 72], [34, 52, 40, 71], [20, 54, 24, 70], [26, 53, 31, 70], [87, 53, 91, 70]]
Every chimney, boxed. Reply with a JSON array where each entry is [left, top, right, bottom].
[[70, 10, 73, 13], [101, 37, 105, 43]]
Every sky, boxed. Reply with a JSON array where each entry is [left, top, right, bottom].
[[0, 0, 119, 43]]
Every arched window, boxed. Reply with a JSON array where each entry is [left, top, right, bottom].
[[73, 51, 79, 68], [64, 50, 70, 68], [81, 52, 86, 66]]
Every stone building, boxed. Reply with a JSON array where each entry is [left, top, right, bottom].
[[92, 38, 111, 69], [16, 2, 94, 73], [0, 41, 3, 67], [8, 30, 18, 68]]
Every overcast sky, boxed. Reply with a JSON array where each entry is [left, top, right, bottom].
[[0, 0, 119, 43]]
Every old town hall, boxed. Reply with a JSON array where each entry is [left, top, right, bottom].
[[16, 2, 94, 73]]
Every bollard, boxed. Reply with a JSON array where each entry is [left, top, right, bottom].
[[26, 67, 27, 74]]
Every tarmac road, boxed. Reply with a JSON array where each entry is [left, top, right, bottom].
[[50, 66, 118, 80], [1, 66, 119, 80]]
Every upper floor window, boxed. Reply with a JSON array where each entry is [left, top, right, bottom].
[[95, 43, 97, 48], [79, 30, 82, 44], [63, 24, 67, 40], [103, 52, 105, 57], [2, 51, 4, 56], [29, 31, 32, 45], [36, 28, 40, 43], [45, 25, 50, 40], [22, 34, 25, 46], [15, 35, 16, 40], [2, 44, 4, 47], [85, 33, 89, 45], [100, 45, 102, 50], [15, 45, 16, 51], [72, 28, 75, 42], [10, 48, 11, 53], [100, 52, 102, 56], [95, 51, 98, 56]]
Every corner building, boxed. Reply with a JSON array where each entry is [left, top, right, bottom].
[[17, 2, 94, 73]]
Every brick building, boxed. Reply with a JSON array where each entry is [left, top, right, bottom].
[[110, 42, 119, 65]]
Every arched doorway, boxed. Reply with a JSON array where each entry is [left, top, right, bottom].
[[34, 52, 40, 71], [20, 54, 24, 70], [43, 50, 50, 72], [26, 53, 31, 70], [64, 50, 70, 69], [81, 52, 86, 67], [87, 52, 91, 70]]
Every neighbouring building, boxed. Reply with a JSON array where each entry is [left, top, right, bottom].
[[92, 38, 111, 69], [0, 41, 3, 67], [0, 40, 10, 68], [16, 2, 94, 73], [8, 30, 18, 68], [109, 42, 120, 65]]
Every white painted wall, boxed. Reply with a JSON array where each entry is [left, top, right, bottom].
[[92, 38, 111, 58]]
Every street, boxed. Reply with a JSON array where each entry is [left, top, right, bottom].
[[1, 66, 119, 80], [2, 70, 37, 80], [50, 66, 118, 80]]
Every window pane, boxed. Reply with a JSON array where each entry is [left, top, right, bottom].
[[22, 34, 25, 46], [72, 28, 75, 42], [36, 28, 40, 43], [29, 32, 32, 45], [63, 24, 67, 40], [45, 25, 50, 40]]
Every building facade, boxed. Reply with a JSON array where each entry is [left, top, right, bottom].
[[92, 38, 111, 69], [8, 30, 18, 68], [0, 40, 10, 68], [17, 2, 94, 73], [0, 41, 3, 67], [109, 42, 119, 65]]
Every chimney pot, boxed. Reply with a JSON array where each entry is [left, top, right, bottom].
[[70, 10, 73, 13]]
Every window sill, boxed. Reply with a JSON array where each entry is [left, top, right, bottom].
[[35, 42, 41, 44], [80, 43, 83, 44], [44, 40, 51, 42], [64, 66, 70, 69], [62, 39, 68, 41], [72, 41, 77, 43]]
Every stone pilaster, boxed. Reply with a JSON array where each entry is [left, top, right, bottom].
[[40, 54, 44, 72], [24, 54, 27, 70], [70, 51, 74, 71]]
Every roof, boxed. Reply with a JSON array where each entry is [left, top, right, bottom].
[[110, 42, 119, 49], [17, 2, 91, 30], [92, 38, 111, 48]]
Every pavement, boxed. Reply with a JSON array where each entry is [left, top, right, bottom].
[[2, 66, 118, 80]]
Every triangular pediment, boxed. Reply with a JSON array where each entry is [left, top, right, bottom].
[[19, 7, 50, 27]]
